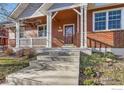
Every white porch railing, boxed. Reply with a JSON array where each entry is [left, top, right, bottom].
[[19, 37, 47, 48]]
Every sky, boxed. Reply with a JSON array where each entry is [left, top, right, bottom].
[[0, 3, 18, 22]]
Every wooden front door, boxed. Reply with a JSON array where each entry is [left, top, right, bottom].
[[64, 24, 74, 44]]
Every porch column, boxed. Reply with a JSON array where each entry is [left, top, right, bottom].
[[15, 21, 20, 48], [84, 5, 88, 48], [47, 13, 52, 48], [80, 6, 84, 48]]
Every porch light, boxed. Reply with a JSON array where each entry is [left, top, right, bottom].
[[58, 26, 62, 32]]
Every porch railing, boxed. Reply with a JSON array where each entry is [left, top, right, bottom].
[[87, 37, 113, 48], [19, 37, 47, 48]]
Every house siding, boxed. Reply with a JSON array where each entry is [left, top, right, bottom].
[[0, 28, 8, 48]]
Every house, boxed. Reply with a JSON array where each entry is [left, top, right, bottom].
[[1, 3, 124, 50]]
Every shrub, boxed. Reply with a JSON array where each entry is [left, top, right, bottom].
[[16, 48, 36, 58], [83, 79, 95, 85], [4, 48, 14, 56], [0, 72, 5, 84], [83, 67, 95, 77], [23, 48, 36, 59], [104, 52, 116, 60], [16, 49, 24, 57]]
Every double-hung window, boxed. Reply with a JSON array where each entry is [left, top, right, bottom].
[[94, 9, 121, 31], [20, 27, 25, 38], [95, 12, 106, 30], [108, 10, 121, 29], [38, 24, 47, 37]]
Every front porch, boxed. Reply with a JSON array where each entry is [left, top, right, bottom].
[[15, 5, 88, 49]]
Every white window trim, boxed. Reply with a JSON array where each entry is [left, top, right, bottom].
[[93, 7, 124, 32], [37, 24, 47, 38]]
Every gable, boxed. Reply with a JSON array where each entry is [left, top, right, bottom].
[[18, 3, 43, 19], [10, 3, 29, 19]]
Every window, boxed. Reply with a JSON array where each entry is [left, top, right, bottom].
[[38, 25, 47, 37], [20, 27, 25, 38], [95, 12, 106, 30], [94, 9, 122, 31], [108, 10, 121, 29]]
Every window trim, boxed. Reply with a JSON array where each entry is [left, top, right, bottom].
[[93, 8, 123, 32], [37, 24, 47, 37]]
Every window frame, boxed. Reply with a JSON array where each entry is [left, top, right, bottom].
[[93, 8, 123, 32], [37, 24, 47, 37], [108, 10, 121, 29], [94, 12, 107, 31], [20, 26, 25, 38]]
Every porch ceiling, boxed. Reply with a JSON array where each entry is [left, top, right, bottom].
[[23, 16, 46, 23], [53, 9, 78, 21], [21, 16, 46, 29]]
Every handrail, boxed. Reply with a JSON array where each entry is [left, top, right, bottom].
[[87, 37, 113, 48]]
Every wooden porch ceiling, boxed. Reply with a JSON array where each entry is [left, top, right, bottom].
[[52, 7, 80, 22], [20, 16, 47, 28]]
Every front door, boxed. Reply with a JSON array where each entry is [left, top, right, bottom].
[[64, 24, 74, 44]]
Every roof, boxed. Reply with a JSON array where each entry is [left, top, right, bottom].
[[10, 3, 82, 20], [0, 20, 13, 25], [48, 3, 75, 11], [18, 3, 43, 19]]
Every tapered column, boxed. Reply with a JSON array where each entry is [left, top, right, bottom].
[[15, 21, 20, 48], [47, 13, 52, 48]]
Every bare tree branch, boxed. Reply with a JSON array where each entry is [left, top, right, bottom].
[[0, 4, 16, 23]]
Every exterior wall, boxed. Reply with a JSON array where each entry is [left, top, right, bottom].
[[87, 4, 124, 48], [8, 27, 16, 47], [0, 28, 8, 49], [52, 9, 80, 47]]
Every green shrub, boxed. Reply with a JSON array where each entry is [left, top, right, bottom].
[[80, 53, 95, 67], [83, 79, 95, 85], [83, 67, 95, 77], [104, 52, 116, 60]]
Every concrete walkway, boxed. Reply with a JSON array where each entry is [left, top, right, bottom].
[[6, 61, 79, 85], [5, 49, 82, 85]]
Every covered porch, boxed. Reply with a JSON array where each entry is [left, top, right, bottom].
[[48, 4, 88, 48], [15, 4, 88, 49], [17, 16, 48, 48]]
